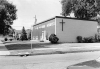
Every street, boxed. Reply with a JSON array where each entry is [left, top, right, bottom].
[[0, 51, 100, 69]]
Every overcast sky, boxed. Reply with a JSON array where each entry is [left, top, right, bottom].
[[7, 0, 62, 30]]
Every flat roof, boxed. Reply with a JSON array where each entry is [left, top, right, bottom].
[[33, 16, 97, 27]]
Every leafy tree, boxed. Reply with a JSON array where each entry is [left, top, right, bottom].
[[0, 0, 17, 35], [27, 31, 31, 40], [20, 27, 28, 41], [15, 33, 19, 40], [61, 0, 100, 19], [8, 28, 15, 37]]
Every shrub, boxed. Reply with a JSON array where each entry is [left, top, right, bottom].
[[17, 38, 19, 40], [95, 34, 98, 42], [94, 34, 100, 42], [83, 36, 95, 43], [98, 35, 100, 42], [89, 36, 95, 43], [49, 34, 59, 44], [76, 36, 82, 43], [40, 40, 44, 42], [83, 37, 88, 43], [77, 36, 96, 43], [9, 39, 13, 41], [4, 38, 8, 41]]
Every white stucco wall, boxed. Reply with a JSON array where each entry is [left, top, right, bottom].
[[56, 18, 97, 43]]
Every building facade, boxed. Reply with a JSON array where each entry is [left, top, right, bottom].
[[32, 16, 97, 43]]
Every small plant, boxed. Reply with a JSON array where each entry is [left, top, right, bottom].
[[76, 36, 82, 43], [49, 34, 59, 44]]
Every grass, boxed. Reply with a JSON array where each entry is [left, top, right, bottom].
[[1, 41, 100, 55], [3, 41, 58, 50]]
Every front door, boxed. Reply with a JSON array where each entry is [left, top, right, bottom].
[[42, 30, 46, 41]]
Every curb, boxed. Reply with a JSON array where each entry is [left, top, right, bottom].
[[0, 51, 10, 55], [0, 49, 100, 56]]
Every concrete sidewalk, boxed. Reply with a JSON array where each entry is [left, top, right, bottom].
[[1, 43, 100, 56]]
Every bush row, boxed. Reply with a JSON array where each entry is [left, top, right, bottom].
[[77, 34, 100, 43]]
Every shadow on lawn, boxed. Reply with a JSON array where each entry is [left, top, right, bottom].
[[5, 42, 57, 50]]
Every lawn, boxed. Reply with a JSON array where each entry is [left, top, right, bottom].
[[1, 41, 100, 55], [3, 41, 57, 50]]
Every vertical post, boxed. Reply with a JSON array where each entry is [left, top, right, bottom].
[[31, 25, 33, 53], [97, 14, 100, 41], [34, 15, 37, 25]]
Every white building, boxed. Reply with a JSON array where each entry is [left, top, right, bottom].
[[32, 16, 97, 43]]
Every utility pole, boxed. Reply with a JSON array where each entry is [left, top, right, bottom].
[[31, 25, 33, 53], [34, 15, 37, 25], [97, 14, 100, 41], [30, 15, 37, 53]]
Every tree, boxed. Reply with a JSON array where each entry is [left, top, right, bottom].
[[15, 33, 19, 40], [61, 0, 100, 19], [8, 27, 15, 37], [27, 31, 31, 40], [20, 27, 28, 41], [0, 0, 17, 35]]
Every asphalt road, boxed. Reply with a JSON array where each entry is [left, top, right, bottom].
[[0, 51, 100, 69]]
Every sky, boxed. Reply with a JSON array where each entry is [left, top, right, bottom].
[[7, 0, 62, 30]]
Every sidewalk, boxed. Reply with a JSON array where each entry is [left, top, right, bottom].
[[1, 43, 100, 56]]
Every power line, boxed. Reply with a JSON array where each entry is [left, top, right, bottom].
[[12, 26, 31, 28]]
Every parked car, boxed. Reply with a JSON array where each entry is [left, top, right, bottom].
[[67, 57, 100, 69]]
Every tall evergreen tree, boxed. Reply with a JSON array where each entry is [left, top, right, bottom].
[[20, 27, 27, 41]]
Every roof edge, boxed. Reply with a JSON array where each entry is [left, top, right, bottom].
[[55, 16, 96, 21], [33, 16, 97, 26], [33, 16, 56, 26]]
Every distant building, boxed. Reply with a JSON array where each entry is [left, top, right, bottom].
[[32, 16, 97, 43]]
